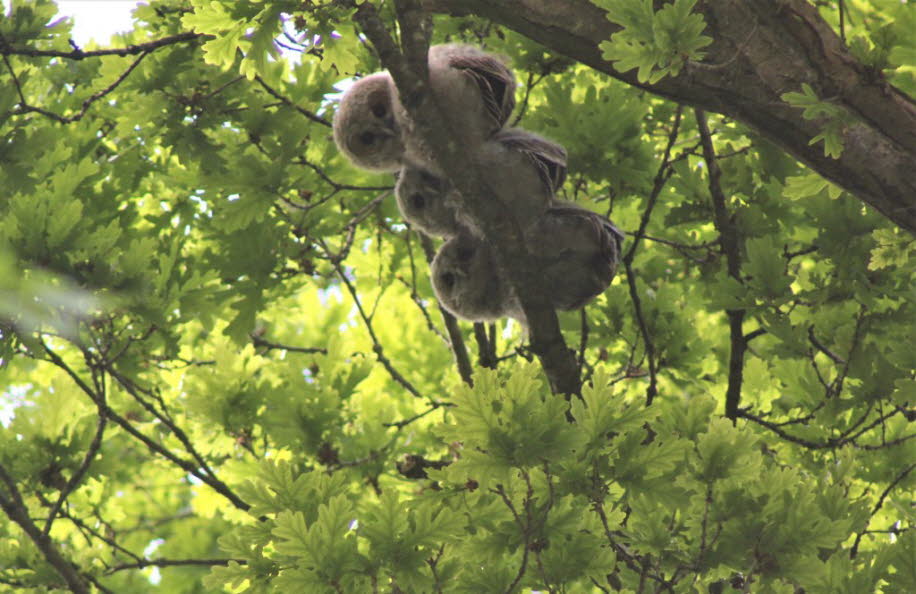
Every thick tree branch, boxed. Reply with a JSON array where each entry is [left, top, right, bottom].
[[473, 323, 498, 370], [418, 0, 916, 233], [355, 0, 581, 396]]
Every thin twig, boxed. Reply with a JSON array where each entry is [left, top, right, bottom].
[[42, 408, 107, 537], [807, 326, 845, 364], [591, 498, 675, 591], [251, 334, 328, 354], [849, 462, 916, 558], [0, 32, 203, 59], [737, 408, 909, 451], [383, 402, 449, 429], [624, 105, 683, 264], [511, 70, 546, 127], [494, 485, 531, 594], [104, 557, 241, 575], [254, 74, 332, 127], [39, 341, 251, 511], [696, 108, 746, 421], [292, 157, 394, 193], [6, 49, 152, 124], [622, 106, 683, 406], [323, 241, 425, 400]]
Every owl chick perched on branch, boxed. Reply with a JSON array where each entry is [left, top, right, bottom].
[[395, 128, 566, 238], [394, 163, 463, 238], [333, 44, 516, 173], [431, 204, 624, 323], [524, 203, 625, 312], [395, 43, 517, 168], [428, 233, 512, 322], [332, 72, 404, 172]]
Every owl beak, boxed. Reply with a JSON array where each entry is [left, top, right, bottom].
[[385, 116, 400, 136]]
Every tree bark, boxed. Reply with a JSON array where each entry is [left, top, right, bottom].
[[420, 0, 916, 234]]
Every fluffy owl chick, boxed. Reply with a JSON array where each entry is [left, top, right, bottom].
[[395, 162, 463, 238], [463, 128, 567, 232], [430, 205, 623, 323], [430, 234, 515, 322], [397, 44, 516, 168], [491, 128, 568, 195], [524, 203, 625, 311], [396, 129, 567, 237], [429, 44, 516, 136], [333, 72, 404, 172]]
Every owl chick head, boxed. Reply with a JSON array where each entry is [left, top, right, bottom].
[[395, 164, 463, 238], [431, 234, 512, 322], [333, 72, 404, 172]]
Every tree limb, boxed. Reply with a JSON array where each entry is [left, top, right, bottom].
[[418, 0, 916, 233]]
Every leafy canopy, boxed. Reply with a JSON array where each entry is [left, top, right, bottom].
[[0, 1, 913, 593]]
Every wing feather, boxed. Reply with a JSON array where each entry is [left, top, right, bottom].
[[448, 53, 517, 130], [495, 128, 568, 194]]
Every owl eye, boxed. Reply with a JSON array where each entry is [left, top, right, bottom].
[[440, 272, 456, 289], [359, 131, 377, 146], [370, 101, 388, 118], [456, 245, 475, 262], [420, 170, 444, 190], [409, 193, 426, 210]]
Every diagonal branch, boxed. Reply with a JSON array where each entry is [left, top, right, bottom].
[[419, 234, 474, 385], [39, 340, 251, 512], [254, 74, 332, 127], [0, 464, 90, 594], [42, 406, 107, 537], [323, 240, 426, 400], [4, 49, 151, 124], [849, 461, 916, 559]]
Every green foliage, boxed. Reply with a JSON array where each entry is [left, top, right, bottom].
[[595, 0, 712, 83], [781, 83, 856, 158], [0, 1, 913, 592]]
